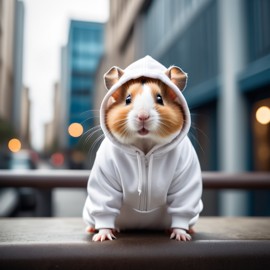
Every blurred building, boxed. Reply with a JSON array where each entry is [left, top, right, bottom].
[[43, 82, 61, 154], [52, 82, 61, 149], [95, 0, 270, 216], [13, 0, 25, 137], [0, 0, 16, 124], [0, 0, 26, 146], [44, 121, 54, 155], [59, 46, 69, 150], [20, 86, 31, 147], [61, 20, 104, 148]]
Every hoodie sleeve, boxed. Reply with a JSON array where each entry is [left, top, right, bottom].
[[167, 138, 203, 230], [83, 141, 123, 229]]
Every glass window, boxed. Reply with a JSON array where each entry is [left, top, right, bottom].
[[251, 98, 270, 171]]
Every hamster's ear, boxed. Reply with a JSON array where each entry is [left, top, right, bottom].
[[165, 66, 187, 91], [104, 66, 124, 90]]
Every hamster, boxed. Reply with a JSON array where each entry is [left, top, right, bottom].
[[106, 78, 184, 154], [83, 56, 203, 242]]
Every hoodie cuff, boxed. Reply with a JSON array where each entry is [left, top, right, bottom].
[[171, 216, 190, 230], [94, 214, 116, 229]]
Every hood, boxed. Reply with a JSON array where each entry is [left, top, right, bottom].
[[100, 55, 191, 156]]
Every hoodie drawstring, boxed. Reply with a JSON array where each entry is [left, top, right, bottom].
[[136, 152, 154, 199], [136, 152, 143, 195], [147, 154, 154, 198]]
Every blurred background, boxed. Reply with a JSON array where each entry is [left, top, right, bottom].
[[0, 0, 270, 218]]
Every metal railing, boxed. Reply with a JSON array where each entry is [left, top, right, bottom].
[[0, 170, 270, 189]]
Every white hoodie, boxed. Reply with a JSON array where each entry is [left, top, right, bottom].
[[83, 56, 203, 231]]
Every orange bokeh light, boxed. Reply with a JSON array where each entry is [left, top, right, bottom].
[[256, 106, 270, 125], [68, 123, 83, 137], [8, 138, 22, 153]]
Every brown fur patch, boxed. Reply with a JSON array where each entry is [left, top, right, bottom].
[[106, 104, 131, 137]]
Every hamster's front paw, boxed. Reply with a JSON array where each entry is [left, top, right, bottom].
[[92, 229, 117, 242], [170, 228, 191, 241]]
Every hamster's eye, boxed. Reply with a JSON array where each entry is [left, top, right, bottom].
[[125, 94, 132, 105], [156, 94, 164, 105]]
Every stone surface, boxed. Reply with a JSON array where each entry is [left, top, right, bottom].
[[0, 217, 270, 270]]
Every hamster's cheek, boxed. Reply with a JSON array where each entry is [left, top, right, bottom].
[[107, 105, 130, 136], [156, 105, 184, 138]]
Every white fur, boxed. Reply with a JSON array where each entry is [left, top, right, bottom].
[[127, 85, 159, 144]]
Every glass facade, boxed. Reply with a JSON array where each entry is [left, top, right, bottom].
[[67, 20, 104, 147], [247, 0, 270, 62]]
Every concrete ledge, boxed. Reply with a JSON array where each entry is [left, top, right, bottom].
[[0, 217, 270, 269]]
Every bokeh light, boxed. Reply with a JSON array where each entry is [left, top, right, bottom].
[[51, 152, 65, 167], [256, 106, 270, 125], [68, 123, 83, 137], [8, 138, 22, 153]]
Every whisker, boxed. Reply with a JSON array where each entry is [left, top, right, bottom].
[[89, 134, 105, 163], [89, 133, 104, 153], [112, 122, 127, 130], [189, 123, 209, 154], [84, 127, 103, 146], [110, 121, 127, 127], [82, 125, 102, 136], [115, 123, 131, 139], [77, 125, 99, 147], [157, 120, 175, 130], [80, 110, 100, 118], [188, 132, 205, 154], [81, 116, 100, 125], [191, 124, 208, 139]]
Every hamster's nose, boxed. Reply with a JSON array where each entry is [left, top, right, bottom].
[[138, 111, 150, 121]]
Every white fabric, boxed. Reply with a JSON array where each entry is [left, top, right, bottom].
[[83, 55, 203, 231]]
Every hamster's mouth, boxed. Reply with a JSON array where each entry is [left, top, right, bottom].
[[138, 127, 149, 136]]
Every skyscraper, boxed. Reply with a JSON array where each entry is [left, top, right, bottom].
[[65, 20, 104, 147], [0, 0, 25, 146]]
